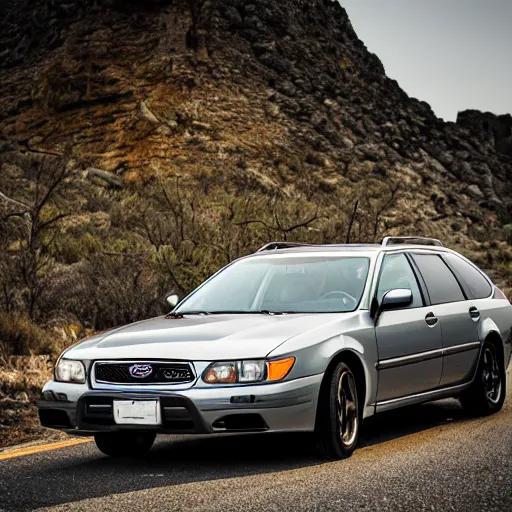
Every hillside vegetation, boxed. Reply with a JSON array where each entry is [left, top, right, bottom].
[[1, 2, 512, 445]]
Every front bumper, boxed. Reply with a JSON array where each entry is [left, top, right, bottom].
[[37, 374, 323, 435]]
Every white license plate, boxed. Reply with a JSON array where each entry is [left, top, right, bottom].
[[113, 400, 161, 425]]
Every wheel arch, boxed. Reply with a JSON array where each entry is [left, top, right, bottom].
[[484, 331, 506, 373], [315, 349, 368, 428]]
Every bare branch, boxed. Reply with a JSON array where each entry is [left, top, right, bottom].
[[2, 212, 28, 222], [372, 182, 401, 241], [281, 211, 325, 233], [100, 251, 148, 257], [346, 200, 359, 244], [0, 191, 31, 212], [235, 210, 325, 237], [34, 157, 71, 218], [37, 213, 68, 232], [234, 219, 276, 230]]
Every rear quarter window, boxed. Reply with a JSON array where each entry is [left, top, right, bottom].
[[411, 254, 465, 305], [442, 253, 492, 299]]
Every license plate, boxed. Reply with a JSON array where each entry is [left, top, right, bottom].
[[113, 400, 161, 425]]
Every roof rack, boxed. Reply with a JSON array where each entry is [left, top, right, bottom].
[[257, 242, 312, 252], [381, 236, 444, 247], [256, 242, 382, 253]]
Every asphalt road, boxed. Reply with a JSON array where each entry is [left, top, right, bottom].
[[1, 372, 511, 512]]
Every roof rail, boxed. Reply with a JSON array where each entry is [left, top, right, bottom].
[[256, 242, 312, 252], [381, 236, 444, 247]]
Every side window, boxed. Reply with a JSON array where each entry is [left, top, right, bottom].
[[442, 254, 492, 299], [377, 254, 423, 308], [412, 254, 465, 305]]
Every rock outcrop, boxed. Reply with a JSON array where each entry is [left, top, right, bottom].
[[1, 0, 512, 305], [457, 110, 512, 159]]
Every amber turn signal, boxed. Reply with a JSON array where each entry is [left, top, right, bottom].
[[267, 357, 295, 381]]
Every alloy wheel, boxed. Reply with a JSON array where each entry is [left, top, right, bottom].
[[336, 370, 358, 447], [481, 346, 501, 405]]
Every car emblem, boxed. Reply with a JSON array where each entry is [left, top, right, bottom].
[[129, 364, 153, 379]]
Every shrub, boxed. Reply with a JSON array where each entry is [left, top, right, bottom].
[[0, 313, 56, 356]]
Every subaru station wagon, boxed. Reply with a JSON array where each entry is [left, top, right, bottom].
[[38, 237, 512, 459]]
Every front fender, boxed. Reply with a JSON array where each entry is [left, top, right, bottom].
[[267, 312, 378, 420], [318, 335, 377, 419]]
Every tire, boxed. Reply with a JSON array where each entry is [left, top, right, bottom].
[[459, 342, 506, 417], [94, 432, 156, 458], [315, 361, 360, 459]]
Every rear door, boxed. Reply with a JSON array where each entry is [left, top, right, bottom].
[[411, 252, 481, 387], [375, 253, 443, 402], [441, 253, 496, 385]]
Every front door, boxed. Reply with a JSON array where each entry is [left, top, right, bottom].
[[375, 253, 443, 402]]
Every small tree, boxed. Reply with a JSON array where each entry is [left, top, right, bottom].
[[0, 149, 75, 319], [345, 181, 401, 244]]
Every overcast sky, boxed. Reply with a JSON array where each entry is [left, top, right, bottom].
[[340, 0, 512, 121]]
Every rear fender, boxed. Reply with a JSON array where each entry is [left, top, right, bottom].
[[478, 317, 511, 374]]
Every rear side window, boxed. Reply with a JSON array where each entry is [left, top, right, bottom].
[[412, 254, 465, 305], [443, 254, 492, 299]]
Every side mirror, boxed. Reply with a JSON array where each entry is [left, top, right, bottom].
[[381, 288, 413, 311], [373, 288, 413, 324], [165, 293, 180, 310]]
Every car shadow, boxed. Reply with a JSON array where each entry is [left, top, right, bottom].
[[4, 398, 469, 511], [359, 397, 467, 448]]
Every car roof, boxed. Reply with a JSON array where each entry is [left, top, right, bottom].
[[251, 244, 381, 256], [249, 242, 458, 258]]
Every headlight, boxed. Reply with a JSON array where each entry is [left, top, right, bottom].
[[55, 359, 86, 384], [202, 358, 295, 385]]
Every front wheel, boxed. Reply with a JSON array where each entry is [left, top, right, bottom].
[[94, 432, 156, 458], [316, 361, 360, 459], [460, 342, 505, 417]]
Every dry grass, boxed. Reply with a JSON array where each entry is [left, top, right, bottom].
[[0, 355, 67, 448], [0, 313, 56, 356], [0, 313, 81, 448]]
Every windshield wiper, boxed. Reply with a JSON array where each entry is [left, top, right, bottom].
[[169, 311, 254, 317], [167, 311, 211, 318], [206, 311, 252, 315], [168, 310, 297, 318]]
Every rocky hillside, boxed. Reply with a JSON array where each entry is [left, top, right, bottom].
[[1, 0, 512, 336], [457, 110, 512, 159]]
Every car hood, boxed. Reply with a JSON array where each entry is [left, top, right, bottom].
[[66, 313, 345, 361]]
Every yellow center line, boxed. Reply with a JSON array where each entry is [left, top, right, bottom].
[[0, 438, 92, 461]]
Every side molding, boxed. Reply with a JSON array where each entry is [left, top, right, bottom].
[[376, 342, 481, 371]]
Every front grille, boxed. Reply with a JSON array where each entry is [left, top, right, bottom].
[[95, 362, 194, 385]]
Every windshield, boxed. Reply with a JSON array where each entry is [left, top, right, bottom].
[[175, 255, 371, 314]]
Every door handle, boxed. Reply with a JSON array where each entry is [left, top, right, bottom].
[[469, 306, 481, 320], [425, 312, 438, 327]]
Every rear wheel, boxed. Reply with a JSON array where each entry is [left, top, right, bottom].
[[316, 361, 360, 459], [94, 432, 156, 458], [460, 342, 505, 416]]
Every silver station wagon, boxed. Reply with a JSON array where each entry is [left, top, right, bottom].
[[38, 237, 512, 459]]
